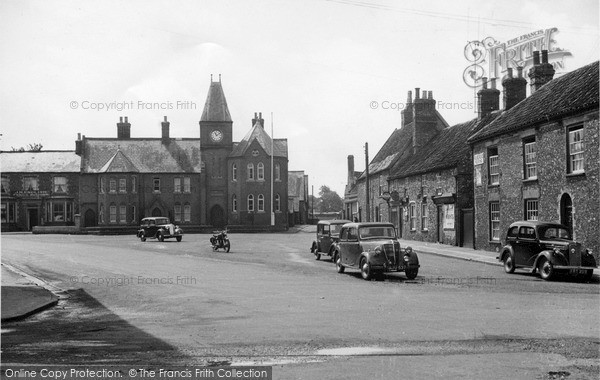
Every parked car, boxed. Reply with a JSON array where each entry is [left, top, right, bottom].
[[310, 219, 352, 261], [137, 217, 183, 242], [498, 221, 596, 281], [335, 222, 419, 280]]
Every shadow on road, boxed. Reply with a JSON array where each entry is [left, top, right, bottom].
[[1, 288, 186, 365]]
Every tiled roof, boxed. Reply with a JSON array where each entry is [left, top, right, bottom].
[[1, 151, 81, 172], [390, 113, 498, 179], [200, 80, 232, 122], [81, 139, 202, 173], [230, 121, 288, 158], [469, 61, 599, 143]]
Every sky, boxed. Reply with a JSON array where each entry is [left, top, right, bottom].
[[1, 0, 598, 196]]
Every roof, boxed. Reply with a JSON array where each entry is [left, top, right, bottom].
[[81, 138, 202, 173], [469, 61, 599, 143], [390, 112, 498, 179], [200, 80, 232, 122], [360, 109, 449, 179], [230, 121, 288, 158], [1, 151, 81, 173]]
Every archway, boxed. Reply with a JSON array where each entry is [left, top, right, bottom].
[[210, 204, 226, 229], [152, 207, 162, 217], [84, 209, 97, 227]]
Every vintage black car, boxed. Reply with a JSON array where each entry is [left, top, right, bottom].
[[310, 219, 352, 261], [137, 217, 183, 242], [335, 222, 419, 281], [498, 221, 596, 281]]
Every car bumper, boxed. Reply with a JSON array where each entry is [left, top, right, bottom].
[[552, 265, 596, 270]]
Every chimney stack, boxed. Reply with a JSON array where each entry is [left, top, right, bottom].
[[477, 77, 500, 119], [347, 155, 355, 186], [117, 116, 131, 139], [161, 116, 170, 140], [502, 67, 527, 111], [75, 133, 83, 156], [252, 112, 264, 127], [528, 50, 555, 94], [412, 86, 439, 154], [401, 90, 414, 128]]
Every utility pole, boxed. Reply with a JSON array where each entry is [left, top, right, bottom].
[[365, 142, 370, 222], [311, 185, 314, 222], [270, 112, 275, 226]]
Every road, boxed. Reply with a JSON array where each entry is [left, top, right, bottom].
[[2, 232, 599, 379]]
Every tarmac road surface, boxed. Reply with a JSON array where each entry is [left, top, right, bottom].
[[2, 232, 599, 379]]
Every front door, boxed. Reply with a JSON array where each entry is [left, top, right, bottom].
[[560, 193, 573, 234], [461, 209, 474, 248], [84, 209, 97, 227], [210, 205, 226, 229], [27, 208, 39, 231], [437, 206, 444, 243]]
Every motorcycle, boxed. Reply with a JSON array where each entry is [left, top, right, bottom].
[[210, 230, 231, 252]]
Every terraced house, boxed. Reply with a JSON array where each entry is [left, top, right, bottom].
[[468, 56, 599, 257]]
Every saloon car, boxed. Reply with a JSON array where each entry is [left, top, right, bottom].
[[137, 217, 183, 242], [335, 222, 419, 280], [498, 221, 597, 281], [310, 219, 352, 261]]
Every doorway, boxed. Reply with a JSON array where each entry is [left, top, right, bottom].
[[152, 207, 162, 217], [437, 206, 444, 243], [560, 193, 573, 234], [461, 209, 474, 248], [27, 208, 39, 231], [210, 204, 226, 229], [84, 209, 97, 227]]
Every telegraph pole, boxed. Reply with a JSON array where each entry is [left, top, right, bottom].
[[365, 142, 370, 222]]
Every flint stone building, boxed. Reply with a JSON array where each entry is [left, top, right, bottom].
[[469, 56, 599, 257], [1, 77, 292, 232]]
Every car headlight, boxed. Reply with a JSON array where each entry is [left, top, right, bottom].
[[571, 248, 576, 254], [403, 255, 410, 262], [374, 246, 382, 256]]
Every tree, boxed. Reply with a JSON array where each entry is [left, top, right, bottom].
[[11, 143, 43, 152], [318, 185, 343, 212]]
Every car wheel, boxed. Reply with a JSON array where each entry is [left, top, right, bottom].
[[157, 232, 164, 242], [538, 259, 554, 281], [315, 253, 321, 261], [310, 242, 318, 254], [360, 258, 372, 281], [176, 236, 182, 242], [405, 267, 418, 280], [225, 240, 231, 253], [336, 257, 345, 273], [140, 232, 146, 242], [331, 251, 338, 263], [503, 254, 515, 274]]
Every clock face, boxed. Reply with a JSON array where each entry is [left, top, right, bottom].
[[210, 130, 223, 142]]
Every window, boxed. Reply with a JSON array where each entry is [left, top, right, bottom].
[[174, 178, 181, 193], [523, 138, 537, 180], [421, 203, 428, 231], [99, 204, 105, 224], [409, 202, 416, 231], [53, 177, 67, 193], [247, 194, 254, 211], [247, 163, 254, 180], [119, 178, 126, 193], [488, 147, 499, 185], [132, 205, 136, 224], [568, 127, 584, 174], [100, 177, 106, 194], [489, 202, 500, 241], [1, 203, 16, 223], [1, 176, 9, 193], [183, 177, 191, 193], [257, 163, 265, 181], [153, 178, 160, 192], [275, 163, 281, 181], [174, 204, 182, 222], [119, 205, 126, 224], [275, 194, 281, 212], [232, 195, 237, 213], [525, 199, 538, 221], [109, 204, 117, 223], [109, 178, 116, 193], [258, 194, 265, 212], [23, 176, 38, 191], [232, 163, 238, 181], [184, 204, 191, 222], [131, 176, 137, 193]]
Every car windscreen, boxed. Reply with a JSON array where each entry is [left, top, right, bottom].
[[358, 226, 396, 239], [331, 224, 344, 234], [539, 226, 571, 240], [156, 218, 170, 225]]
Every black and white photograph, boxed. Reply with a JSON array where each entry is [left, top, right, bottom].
[[1, 0, 599, 379]]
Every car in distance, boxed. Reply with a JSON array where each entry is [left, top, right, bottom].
[[137, 217, 183, 242], [498, 221, 596, 281], [310, 219, 352, 261], [335, 222, 419, 280]]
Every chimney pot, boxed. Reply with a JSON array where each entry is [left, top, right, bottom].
[[533, 51, 540, 65], [507, 68, 513, 78], [517, 66, 523, 78], [407, 90, 412, 103], [124, 116, 128, 123], [119, 116, 123, 122], [415, 88, 420, 99], [491, 78, 497, 89], [541, 50, 549, 64], [482, 77, 488, 89], [77, 132, 81, 140], [164, 116, 167, 122]]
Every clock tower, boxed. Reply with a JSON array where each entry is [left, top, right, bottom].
[[200, 74, 233, 228]]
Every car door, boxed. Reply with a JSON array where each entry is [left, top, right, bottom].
[[344, 227, 362, 267], [515, 226, 539, 267], [321, 224, 332, 253]]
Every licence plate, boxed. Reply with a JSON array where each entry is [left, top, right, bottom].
[[569, 269, 587, 275]]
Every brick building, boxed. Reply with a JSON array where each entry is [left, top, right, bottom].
[[468, 56, 599, 257], [1, 151, 81, 231]]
